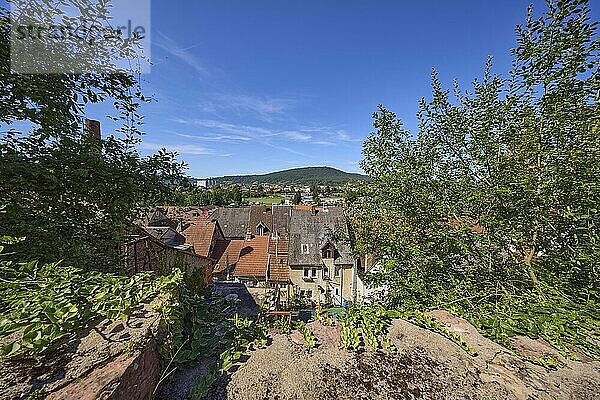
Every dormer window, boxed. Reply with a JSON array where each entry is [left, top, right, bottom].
[[301, 244, 309, 254], [321, 241, 335, 259], [256, 222, 269, 236]]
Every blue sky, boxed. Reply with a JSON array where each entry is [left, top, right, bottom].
[[93, 0, 597, 178]]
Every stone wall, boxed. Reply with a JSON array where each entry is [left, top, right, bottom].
[[122, 236, 213, 284], [0, 300, 164, 400], [46, 340, 161, 400]]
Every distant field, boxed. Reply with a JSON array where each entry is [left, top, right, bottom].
[[244, 196, 285, 205]]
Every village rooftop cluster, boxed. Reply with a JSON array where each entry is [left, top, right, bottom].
[[126, 205, 376, 310]]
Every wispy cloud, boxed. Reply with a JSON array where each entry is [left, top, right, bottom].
[[174, 132, 251, 142], [173, 118, 276, 138], [169, 116, 360, 159], [138, 141, 228, 156], [313, 140, 335, 146], [154, 32, 208, 78], [173, 118, 320, 144], [197, 93, 295, 122], [263, 140, 309, 157], [282, 131, 311, 142], [298, 126, 361, 143]]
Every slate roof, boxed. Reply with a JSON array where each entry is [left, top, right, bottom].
[[233, 236, 270, 278], [288, 207, 353, 266], [249, 205, 273, 236], [145, 209, 177, 229], [182, 219, 221, 257], [211, 207, 250, 239], [143, 226, 186, 247], [272, 205, 292, 235]]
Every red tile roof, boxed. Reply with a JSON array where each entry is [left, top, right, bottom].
[[233, 236, 270, 278], [269, 254, 289, 282], [211, 239, 245, 273], [182, 219, 218, 257], [268, 235, 289, 254], [293, 205, 320, 212]]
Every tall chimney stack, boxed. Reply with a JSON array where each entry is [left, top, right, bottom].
[[84, 119, 101, 140]]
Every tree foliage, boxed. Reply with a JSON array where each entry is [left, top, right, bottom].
[[292, 190, 302, 205], [352, 0, 599, 357], [168, 185, 244, 207], [0, 2, 186, 270]]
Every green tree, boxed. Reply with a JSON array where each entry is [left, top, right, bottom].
[[232, 186, 243, 204], [311, 184, 320, 204], [343, 183, 359, 205], [0, 2, 186, 270], [352, 0, 599, 357], [256, 184, 266, 197], [292, 191, 302, 205], [210, 187, 225, 206]]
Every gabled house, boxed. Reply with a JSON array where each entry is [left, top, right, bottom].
[[123, 221, 213, 284], [143, 226, 190, 250], [159, 206, 215, 222], [181, 218, 224, 258], [249, 205, 273, 236], [211, 238, 245, 281], [288, 207, 356, 305], [210, 229, 291, 287], [248, 205, 293, 237], [232, 235, 271, 284], [211, 207, 250, 239], [145, 209, 177, 229]]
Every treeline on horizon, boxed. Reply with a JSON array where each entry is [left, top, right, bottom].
[[213, 166, 369, 186]]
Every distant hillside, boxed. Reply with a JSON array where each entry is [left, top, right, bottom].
[[213, 167, 368, 185]]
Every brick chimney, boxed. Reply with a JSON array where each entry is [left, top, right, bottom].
[[84, 119, 101, 140]]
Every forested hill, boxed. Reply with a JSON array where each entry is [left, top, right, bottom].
[[213, 166, 369, 185]]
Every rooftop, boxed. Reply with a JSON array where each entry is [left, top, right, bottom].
[[211, 207, 250, 239], [288, 207, 353, 266], [233, 236, 270, 278], [182, 219, 220, 257]]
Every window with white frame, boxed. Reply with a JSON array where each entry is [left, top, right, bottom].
[[322, 267, 329, 278], [257, 222, 269, 236], [301, 244, 309, 254], [303, 268, 317, 278]]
